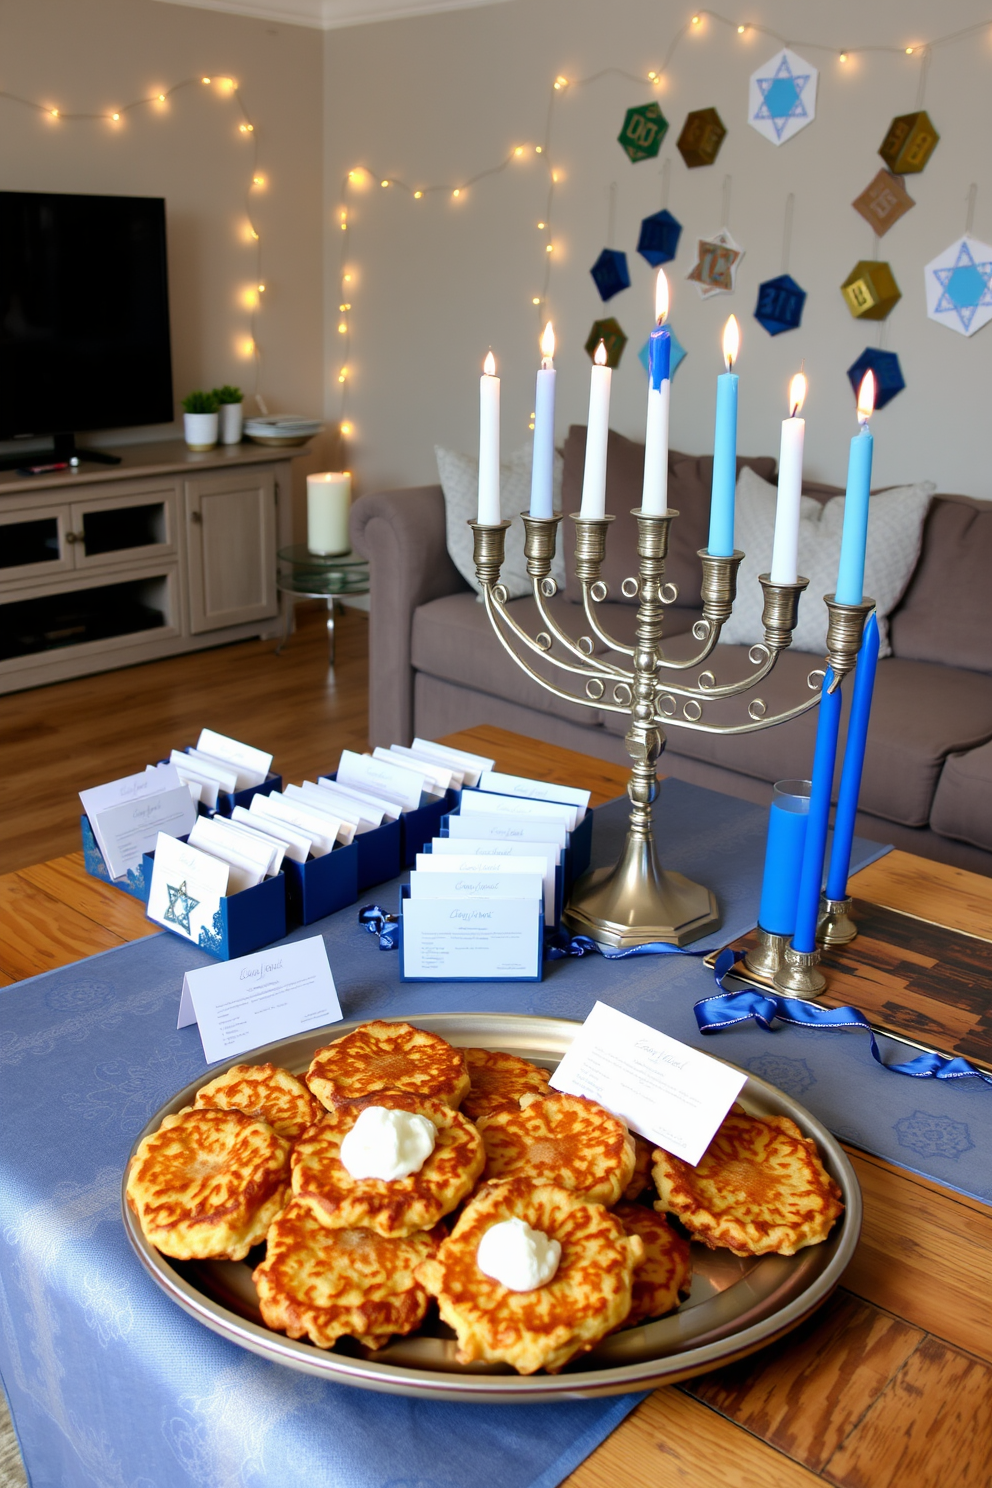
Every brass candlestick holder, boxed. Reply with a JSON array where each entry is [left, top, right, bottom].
[[471, 508, 872, 951]]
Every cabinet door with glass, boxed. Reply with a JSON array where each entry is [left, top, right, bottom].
[[0, 503, 73, 583], [68, 483, 180, 572], [185, 467, 278, 634]]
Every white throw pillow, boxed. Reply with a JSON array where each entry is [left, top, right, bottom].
[[436, 443, 566, 600], [720, 466, 935, 657]]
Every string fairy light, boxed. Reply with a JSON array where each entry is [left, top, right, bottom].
[[0, 72, 268, 405], [327, 8, 992, 443]]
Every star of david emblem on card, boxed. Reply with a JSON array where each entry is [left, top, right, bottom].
[[925, 235, 992, 336], [686, 229, 743, 299], [749, 48, 818, 146], [164, 879, 199, 935]]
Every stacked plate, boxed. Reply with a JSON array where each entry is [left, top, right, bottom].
[[244, 415, 323, 448]]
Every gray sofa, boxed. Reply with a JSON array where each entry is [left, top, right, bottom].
[[351, 425, 992, 876]]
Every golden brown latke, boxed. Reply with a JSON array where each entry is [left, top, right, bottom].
[[193, 1063, 322, 1141], [253, 1199, 443, 1349], [416, 1177, 644, 1374], [126, 1107, 290, 1261], [477, 1091, 635, 1205], [611, 1203, 692, 1329], [621, 1134, 655, 1201], [653, 1108, 844, 1257], [461, 1047, 551, 1122], [306, 1020, 470, 1111], [291, 1089, 484, 1238]]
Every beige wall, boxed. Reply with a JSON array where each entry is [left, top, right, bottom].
[[324, 0, 992, 499], [0, 0, 330, 532]]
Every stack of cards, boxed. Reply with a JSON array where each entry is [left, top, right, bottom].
[[146, 828, 287, 959], [80, 762, 198, 892], [445, 767, 593, 887], [169, 728, 278, 813]]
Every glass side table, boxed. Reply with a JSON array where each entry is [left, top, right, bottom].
[[276, 546, 369, 665]]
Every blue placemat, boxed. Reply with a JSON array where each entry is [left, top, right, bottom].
[[1, 777, 956, 1488]]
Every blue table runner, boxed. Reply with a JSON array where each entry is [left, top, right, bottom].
[[4, 778, 985, 1488]]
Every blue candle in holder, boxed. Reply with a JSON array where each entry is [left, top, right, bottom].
[[826, 612, 880, 902], [758, 780, 811, 936], [792, 672, 843, 954]]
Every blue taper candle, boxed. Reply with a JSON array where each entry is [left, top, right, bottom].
[[707, 315, 740, 556], [757, 782, 810, 936], [826, 612, 880, 901], [835, 372, 875, 604], [791, 673, 843, 953]]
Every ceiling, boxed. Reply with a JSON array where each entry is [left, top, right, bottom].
[[154, 0, 512, 30]]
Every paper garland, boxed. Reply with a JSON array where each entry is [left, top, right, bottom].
[[925, 235, 992, 336], [686, 229, 744, 298], [748, 48, 818, 146]]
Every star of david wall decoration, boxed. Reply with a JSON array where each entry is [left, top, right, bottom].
[[749, 48, 818, 146], [852, 170, 915, 237], [686, 229, 743, 299], [925, 236, 992, 336]]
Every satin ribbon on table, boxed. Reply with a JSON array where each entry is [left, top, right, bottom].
[[697, 949, 992, 1086], [359, 906, 692, 959]]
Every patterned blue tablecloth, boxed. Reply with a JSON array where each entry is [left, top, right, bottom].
[[4, 779, 985, 1488]]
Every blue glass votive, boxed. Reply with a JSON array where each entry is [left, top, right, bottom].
[[757, 780, 811, 937]]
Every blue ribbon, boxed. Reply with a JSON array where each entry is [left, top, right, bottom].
[[699, 949, 992, 1085], [359, 904, 400, 950], [359, 909, 694, 961]]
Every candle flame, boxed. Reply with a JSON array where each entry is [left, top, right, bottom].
[[857, 370, 875, 424], [789, 372, 807, 417], [540, 321, 555, 360], [722, 314, 740, 370], [594, 340, 608, 366], [655, 268, 669, 324], [483, 350, 496, 376]]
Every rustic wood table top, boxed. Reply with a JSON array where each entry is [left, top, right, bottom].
[[2, 722, 990, 1488]]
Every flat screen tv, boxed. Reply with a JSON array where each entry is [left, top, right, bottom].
[[0, 190, 173, 467]]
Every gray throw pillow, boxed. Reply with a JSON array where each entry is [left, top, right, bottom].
[[720, 466, 935, 657], [436, 443, 566, 599]]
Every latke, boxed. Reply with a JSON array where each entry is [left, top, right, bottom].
[[612, 1203, 692, 1328], [193, 1062, 322, 1141], [306, 1020, 470, 1110], [477, 1091, 635, 1205], [622, 1134, 655, 1201], [292, 1089, 484, 1238], [253, 1199, 443, 1349], [126, 1107, 290, 1261], [653, 1108, 844, 1256], [461, 1047, 551, 1121], [416, 1177, 644, 1374]]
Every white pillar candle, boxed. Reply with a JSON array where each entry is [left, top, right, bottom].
[[579, 341, 612, 519], [770, 373, 807, 585], [307, 472, 351, 555], [529, 322, 556, 519], [641, 269, 671, 517], [478, 350, 501, 525]]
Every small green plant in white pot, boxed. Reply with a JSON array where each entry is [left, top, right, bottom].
[[214, 385, 244, 445], [182, 390, 220, 450]]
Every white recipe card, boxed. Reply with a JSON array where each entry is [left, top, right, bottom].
[[477, 771, 590, 822], [550, 1001, 746, 1166], [80, 766, 197, 881], [402, 897, 542, 980], [337, 750, 429, 812], [147, 832, 231, 945], [177, 934, 342, 1063]]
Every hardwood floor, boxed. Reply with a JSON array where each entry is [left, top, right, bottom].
[[0, 603, 370, 876]]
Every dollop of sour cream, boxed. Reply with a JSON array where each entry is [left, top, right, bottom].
[[339, 1105, 436, 1180], [476, 1218, 562, 1291]]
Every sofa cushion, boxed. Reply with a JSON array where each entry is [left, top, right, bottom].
[[888, 495, 992, 675], [930, 739, 992, 852], [598, 646, 992, 828], [559, 426, 775, 610]]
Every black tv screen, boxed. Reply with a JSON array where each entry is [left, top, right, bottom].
[[0, 190, 173, 441]]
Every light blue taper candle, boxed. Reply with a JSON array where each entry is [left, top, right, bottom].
[[707, 315, 740, 555], [835, 373, 875, 604]]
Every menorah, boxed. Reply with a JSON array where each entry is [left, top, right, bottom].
[[471, 506, 873, 950]]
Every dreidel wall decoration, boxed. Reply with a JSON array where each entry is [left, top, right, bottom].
[[852, 169, 915, 236], [590, 248, 631, 301], [847, 348, 905, 409], [754, 273, 807, 335], [879, 111, 939, 174], [677, 107, 727, 167], [618, 102, 668, 162], [584, 318, 627, 367], [841, 260, 901, 320], [637, 209, 682, 266]]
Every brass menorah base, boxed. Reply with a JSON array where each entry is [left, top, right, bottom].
[[471, 508, 872, 950]]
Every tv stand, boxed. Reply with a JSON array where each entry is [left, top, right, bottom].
[[51, 434, 122, 467]]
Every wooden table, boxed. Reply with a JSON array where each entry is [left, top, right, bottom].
[[2, 724, 990, 1488]]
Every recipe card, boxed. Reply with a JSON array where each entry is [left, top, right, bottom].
[[550, 1001, 746, 1165], [80, 766, 197, 880], [401, 895, 542, 981], [147, 832, 231, 945], [177, 934, 343, 1063]]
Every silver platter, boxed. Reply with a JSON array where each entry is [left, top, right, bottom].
[[122, 1012, 862, 1403]]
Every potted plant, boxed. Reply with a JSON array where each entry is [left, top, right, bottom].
[[182, 391, 220, 451], [214, 385, 244, 446]]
